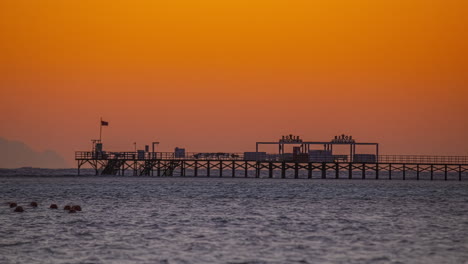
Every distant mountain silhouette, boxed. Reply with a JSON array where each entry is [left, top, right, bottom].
[[0, 137, 69, 168]]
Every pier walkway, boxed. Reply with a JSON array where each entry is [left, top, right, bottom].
[[75, 151, 468, 181]]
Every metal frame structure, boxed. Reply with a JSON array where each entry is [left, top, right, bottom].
[[255, 134, 379, 162]]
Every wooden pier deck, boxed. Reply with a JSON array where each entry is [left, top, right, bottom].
[[75, 152, 468, 181]]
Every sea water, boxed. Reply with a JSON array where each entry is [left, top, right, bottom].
[[1, 174, 468, 264]]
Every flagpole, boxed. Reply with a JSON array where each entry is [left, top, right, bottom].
[[99, 117, 102, 142]]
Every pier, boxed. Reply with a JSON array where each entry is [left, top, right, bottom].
[[75, 135, 468, 181]]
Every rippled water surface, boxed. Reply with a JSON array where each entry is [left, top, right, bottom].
[[1, 176, 468, 264]]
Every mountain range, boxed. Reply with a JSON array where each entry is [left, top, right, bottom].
[[0, 137, 69, 168]]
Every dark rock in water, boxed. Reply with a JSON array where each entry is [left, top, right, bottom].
[[71, 205, 82, 211], [14, 206, 24, 212], [9, 202, 17, 208], [30, 202, 38, 207], [64, 205, 71, 210], [50, 204, 58, 209], [68, 209, 76, 213]]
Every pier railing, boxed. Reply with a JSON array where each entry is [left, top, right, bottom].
[[377, 155, 468, 164], [75, 151, 245, 161], [75, 151, 468, 164]]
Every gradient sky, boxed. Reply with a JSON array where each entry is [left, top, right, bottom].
[[1, 0, 467, 166]]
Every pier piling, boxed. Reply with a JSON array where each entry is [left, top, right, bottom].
[[403, 164, 406, 180], [445, 165, 448, 181], [417, 164, 420, 180], [335, 163, 339, 179], [348, 163, 352, 179], [321, 163, 326, 179], [362, 164, 366, 180]]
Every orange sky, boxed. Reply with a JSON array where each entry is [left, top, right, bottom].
[[1, 0, 467, 166]]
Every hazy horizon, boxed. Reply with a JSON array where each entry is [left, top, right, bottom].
[[1, 133, 467, 169]]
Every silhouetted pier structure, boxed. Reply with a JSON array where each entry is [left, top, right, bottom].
[[75, 135, 468, 181]]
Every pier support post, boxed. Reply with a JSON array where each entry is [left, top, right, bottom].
[[77, 161, 81, 176], [232, 161, 236, 178], [133, 161, 137, 176], [430, 165, 433, 181], [389, 164, 392, 180], [207, 161, 211, 177], [348, 163, 352, 179], [445, 165, 448, 181], [321, 162, 326, 179], [157, 161, 161, 177], [375, 164, 379, 180], [294, 163, 299, 179], [245, 161, 248, 177], [362, 164, 366, 179], [194, 161, 198, 177], [281, 162, 286, 179], [308, 162, 312, 179], [94, 161, 99, 176], [335, 163, 339, 179], [459, 165, 462, 181], [181, 161, 185, 177], [269, 162, 273, 178], [416, 164, 419, 180], [403, 164, 406, 180], [256, 162, 260, 178], [219, 161, 223, 178]]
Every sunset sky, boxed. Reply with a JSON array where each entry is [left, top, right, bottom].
[[1, 0, 467, 166]]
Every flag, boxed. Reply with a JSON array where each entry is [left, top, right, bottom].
[[101, 120, 109, 126]]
